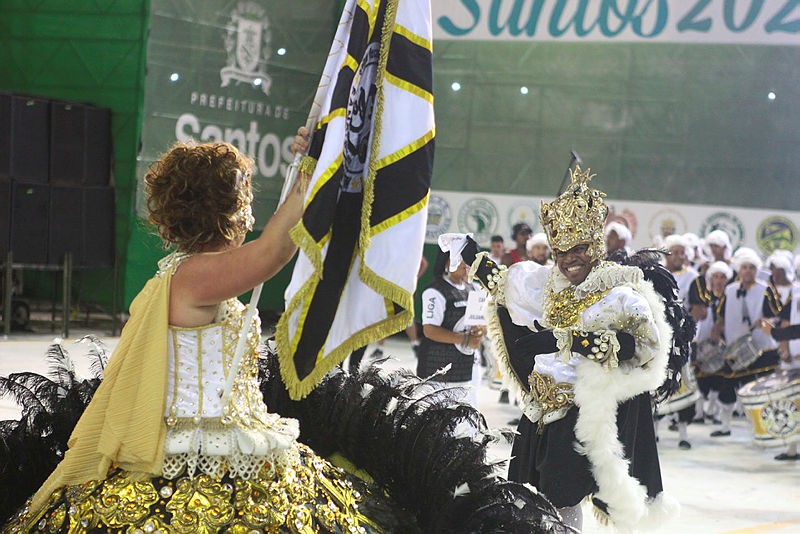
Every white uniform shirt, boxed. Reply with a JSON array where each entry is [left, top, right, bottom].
[[723, 281, 776, 351], [671, 266, 699, 311]]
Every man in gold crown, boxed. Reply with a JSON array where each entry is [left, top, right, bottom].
[[455, 167, 678, 531]]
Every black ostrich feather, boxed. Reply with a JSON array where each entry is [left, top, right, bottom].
[[259, 350, 570, 534], [0, 339, 106, 523], [77, 334, 110, 379], [612, 248, 697, 402]]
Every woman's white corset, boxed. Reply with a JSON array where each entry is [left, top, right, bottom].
[[165, 325, 229, 419], [161, 299, 300, 480]]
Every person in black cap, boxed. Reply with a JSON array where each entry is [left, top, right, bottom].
[[502, 222, 533, 266]]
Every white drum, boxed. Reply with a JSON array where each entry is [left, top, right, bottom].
[[696, 339, 725, 374], [737, 368, 800, 447], [725, 334, 762, 372]]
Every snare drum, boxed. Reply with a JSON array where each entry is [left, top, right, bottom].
[[725, 334, 762, 371], [696, 339, 725, 374], [737, 368, 800, 447], [656, 364, 700, 416]]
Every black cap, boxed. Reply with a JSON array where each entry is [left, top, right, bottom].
[[512, 222, 533, 239]]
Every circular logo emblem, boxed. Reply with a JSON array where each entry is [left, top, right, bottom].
[[458, 198, 498, 244], [342, 42, 379, 193], [756, 217, 798, 255], [508, 202, 539, 233], [700, 212, 746, 249], [426, 195, 452, 241], [647, 208, 688, 241], [760, 399, 798, 437]]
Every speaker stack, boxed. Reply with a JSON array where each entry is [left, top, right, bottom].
[[0, 91, 115, 268], [0, 93, 12, 258]]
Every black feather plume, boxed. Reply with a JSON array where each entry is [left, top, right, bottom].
[[0, 340, 104, 523], [613, 248, 697, 401], [259, 350, 570, 533]]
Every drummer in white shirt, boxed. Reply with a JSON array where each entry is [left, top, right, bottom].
[[710, 247, 781, 437], [757, 254, 800, 461]]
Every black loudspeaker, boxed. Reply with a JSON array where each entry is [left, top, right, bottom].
[[48, 186, 84, 265], [0, 179, 10, 255], [82, 187, 115, 267], [50, 102, 112, 186], [50, 102, 86, 186], [84, 106, 112, 186], [10, 96, 49, 183], [10, 182, 49, 264], [0, 93, 11, 178]]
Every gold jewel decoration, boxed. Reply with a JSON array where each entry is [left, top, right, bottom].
[[8, 445, 378, 533], [467, 252, 507, 296], [585, 330, 621, 370], [298, 155, 318, 178], [540, 166, 608, 262], [528, 371, 575, 433], [547, 285, 610, 328]]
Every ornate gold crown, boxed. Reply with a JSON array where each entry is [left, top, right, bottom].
[[540, 166, 608, 262]]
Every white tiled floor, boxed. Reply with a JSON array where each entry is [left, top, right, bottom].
[[1, 332, 798, 533]]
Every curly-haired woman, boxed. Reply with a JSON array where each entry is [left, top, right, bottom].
[[4, 135, 393, 532]]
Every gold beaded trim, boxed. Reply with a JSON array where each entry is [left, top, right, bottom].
[[298, 155, 318, 177], [528, 370, 575, 433], [9, 445, 376, 534]]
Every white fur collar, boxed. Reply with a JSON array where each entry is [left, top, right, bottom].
[[570, 270, 676, 532]]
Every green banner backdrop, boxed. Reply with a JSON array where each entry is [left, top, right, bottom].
[[124, 0, 339, 308]]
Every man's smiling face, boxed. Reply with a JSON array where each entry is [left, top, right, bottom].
[[554, 243, 596, 285]]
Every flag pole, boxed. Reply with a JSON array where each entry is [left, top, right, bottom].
[[275, 0, 355, 209], [557, 149, 583, 195], [219, 2, 356, 410]]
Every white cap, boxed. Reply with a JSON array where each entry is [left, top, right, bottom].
[[766, 249, 795, 282], [526, 232, 549, 252], [605, 221, 632, 242], [663, 234, 692, 260], [683, 232, 704, 264], [732, 246, 763, 271], [705, 261, 733, 284], [438, 233, 473, 272], [704, 229, 732, 259], [684, 232, 700, 248]]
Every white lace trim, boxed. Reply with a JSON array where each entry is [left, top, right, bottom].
[[162, 446, 300, 481], [156, 251, 193, 277], [162, 417, 301, 480], [552, 328, 573, 362], [546, 261, 643, 301]]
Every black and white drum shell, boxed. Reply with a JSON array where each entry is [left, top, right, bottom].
[[696, 339, 725, 374], [725, 334, 763, 372], [737, 368, 800, 447]]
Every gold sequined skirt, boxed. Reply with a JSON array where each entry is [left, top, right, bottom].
[[4, 444, 390, 534]]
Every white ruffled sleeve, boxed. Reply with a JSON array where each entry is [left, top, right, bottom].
[[581, 285, 663, 368], [501, 262, 551, 329]]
